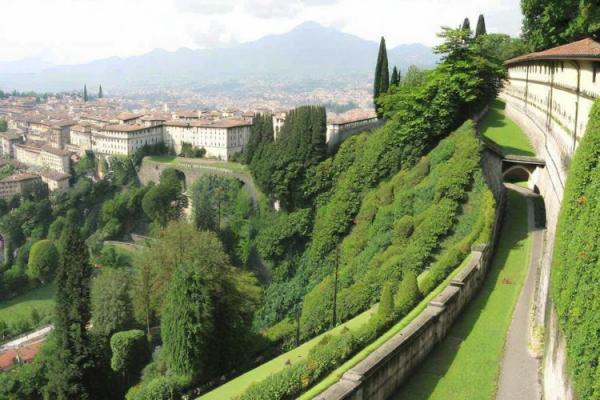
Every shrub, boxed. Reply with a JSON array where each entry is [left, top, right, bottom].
[[395, 271, 420, 316], [110, 330, 150, 383], [26, 239, 59, 284], [126, 375, 189, 400]]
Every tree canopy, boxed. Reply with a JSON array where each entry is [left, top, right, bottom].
[[522, 0, 600, 50]]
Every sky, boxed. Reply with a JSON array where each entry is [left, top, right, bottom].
[[0, 0, 523, 65]]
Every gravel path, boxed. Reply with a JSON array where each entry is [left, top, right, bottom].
[[496, 184, 542, 400]]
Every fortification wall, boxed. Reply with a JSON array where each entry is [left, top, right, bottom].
[[315, 149, 506, 400], [501, 94, 575, 400]]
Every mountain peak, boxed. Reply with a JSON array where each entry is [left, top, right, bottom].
[[292, 21, 326, 32]]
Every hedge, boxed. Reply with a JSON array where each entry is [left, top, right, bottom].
[[551, 98, 600, 399]]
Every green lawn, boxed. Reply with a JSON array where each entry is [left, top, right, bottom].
[[393, 190, 531, 400], [480, 99, 535, 157], [0, 284, 55, 326], [148, 155, 176, 163], [146, 156, 248, 174]]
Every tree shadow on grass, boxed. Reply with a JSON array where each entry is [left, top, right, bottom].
[[392, 190, 530, 400]]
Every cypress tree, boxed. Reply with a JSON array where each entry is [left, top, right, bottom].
[[98, 85, 103, 99], [45, 226, 94, 399], [390, 66, 399, 87], [462, 17, 471, 32], [373, 36, 389, 118], [83, 84, 88, 102], [475, 14, 487, 37]]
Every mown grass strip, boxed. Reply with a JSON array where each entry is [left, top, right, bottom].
[[480, 99, 535, 157], [392, 190, 530, 400]]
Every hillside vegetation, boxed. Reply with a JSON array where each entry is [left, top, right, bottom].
[[551, 99, 600, 399], [236, 120, 496, 400]]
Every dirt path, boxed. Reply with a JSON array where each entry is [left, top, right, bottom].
[[496, 184, 542, 400]]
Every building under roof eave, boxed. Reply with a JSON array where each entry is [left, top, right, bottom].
[[505, 37, 600, 65]]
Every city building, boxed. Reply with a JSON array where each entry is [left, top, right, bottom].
[[91, 124, 163, 156], [0, 173, 42, 200], [38, 170, 71, 191], [0, 131, 23, 158], [14, 144, 71, 173], [163, 118, 251, 160]]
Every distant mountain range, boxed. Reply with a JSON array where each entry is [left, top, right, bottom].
[[0, 22, 438, 94]]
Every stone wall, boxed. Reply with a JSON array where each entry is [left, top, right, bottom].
[[501, 95, 575, 400], [137, 158, 259, 203], [314, 150, 506, 400]]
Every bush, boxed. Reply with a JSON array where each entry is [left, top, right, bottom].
[[126, 375, 189, 400], [27, 240, 59, 284], [110, 330, 150, 383], [395, 271, 420, 316]]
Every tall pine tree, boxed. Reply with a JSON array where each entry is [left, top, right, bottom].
[[83, 84, 88, 102], [475, 14, 487, 37], [98, 85, 103, 99], [373, 36, 389, 118], [45, 226, 94, 399]]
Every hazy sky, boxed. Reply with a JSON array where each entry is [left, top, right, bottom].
[[0, 0, 522, 64]]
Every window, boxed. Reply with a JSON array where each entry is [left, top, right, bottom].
[[594, 63, 599, 83]]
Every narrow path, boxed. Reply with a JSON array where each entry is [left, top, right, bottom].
[[496, 184, 542, 400]]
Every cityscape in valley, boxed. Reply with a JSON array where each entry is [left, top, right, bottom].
[[0, 1, 599, 400]]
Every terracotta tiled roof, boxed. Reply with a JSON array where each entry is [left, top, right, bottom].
[[41, 144, 71, 157], [117, 112, 144, 121], [1, 173, 40, 183], [207, 119, 252, 128], [506, 37, 600, 65], [101, 124, 153, 132]]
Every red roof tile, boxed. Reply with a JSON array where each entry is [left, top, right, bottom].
[[506, 37, 600, 65]]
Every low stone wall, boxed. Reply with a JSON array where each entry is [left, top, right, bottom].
[[315, 150, 506, 400], [327, 119, 385, 152]]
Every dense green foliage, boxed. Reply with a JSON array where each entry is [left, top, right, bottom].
[[521, 0, 600, 51], [0, 118, 7, 132], [244, 113, 274, 164], [250, 105, 327, 209], [26, 240, 59, 284], [110, 330, 150, 388], [91, 268, 133, 337], [551, 99, 600, 399], [373, 36, 390, 117], [298, 123, 494, 338], [180, 142, 206, 158], [479, 33, 530, 62], [142, 168, 187, 227]]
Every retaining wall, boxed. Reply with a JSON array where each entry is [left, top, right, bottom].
[[315, 149, 506, 400], [501, 95, 575, 400]]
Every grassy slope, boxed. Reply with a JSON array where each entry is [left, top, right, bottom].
[[0, 284, 55, 325], [393, 190, 531, 400], [200, 254, 474, 400], [199, 305, 376, 400], [480, 99, 535, 157]]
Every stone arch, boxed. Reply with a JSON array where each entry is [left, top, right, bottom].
[[502, 164, 532, 184]]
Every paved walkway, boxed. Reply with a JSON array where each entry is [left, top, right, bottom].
[[0, 325, 53, 352], [496, 184, 542, 400]]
